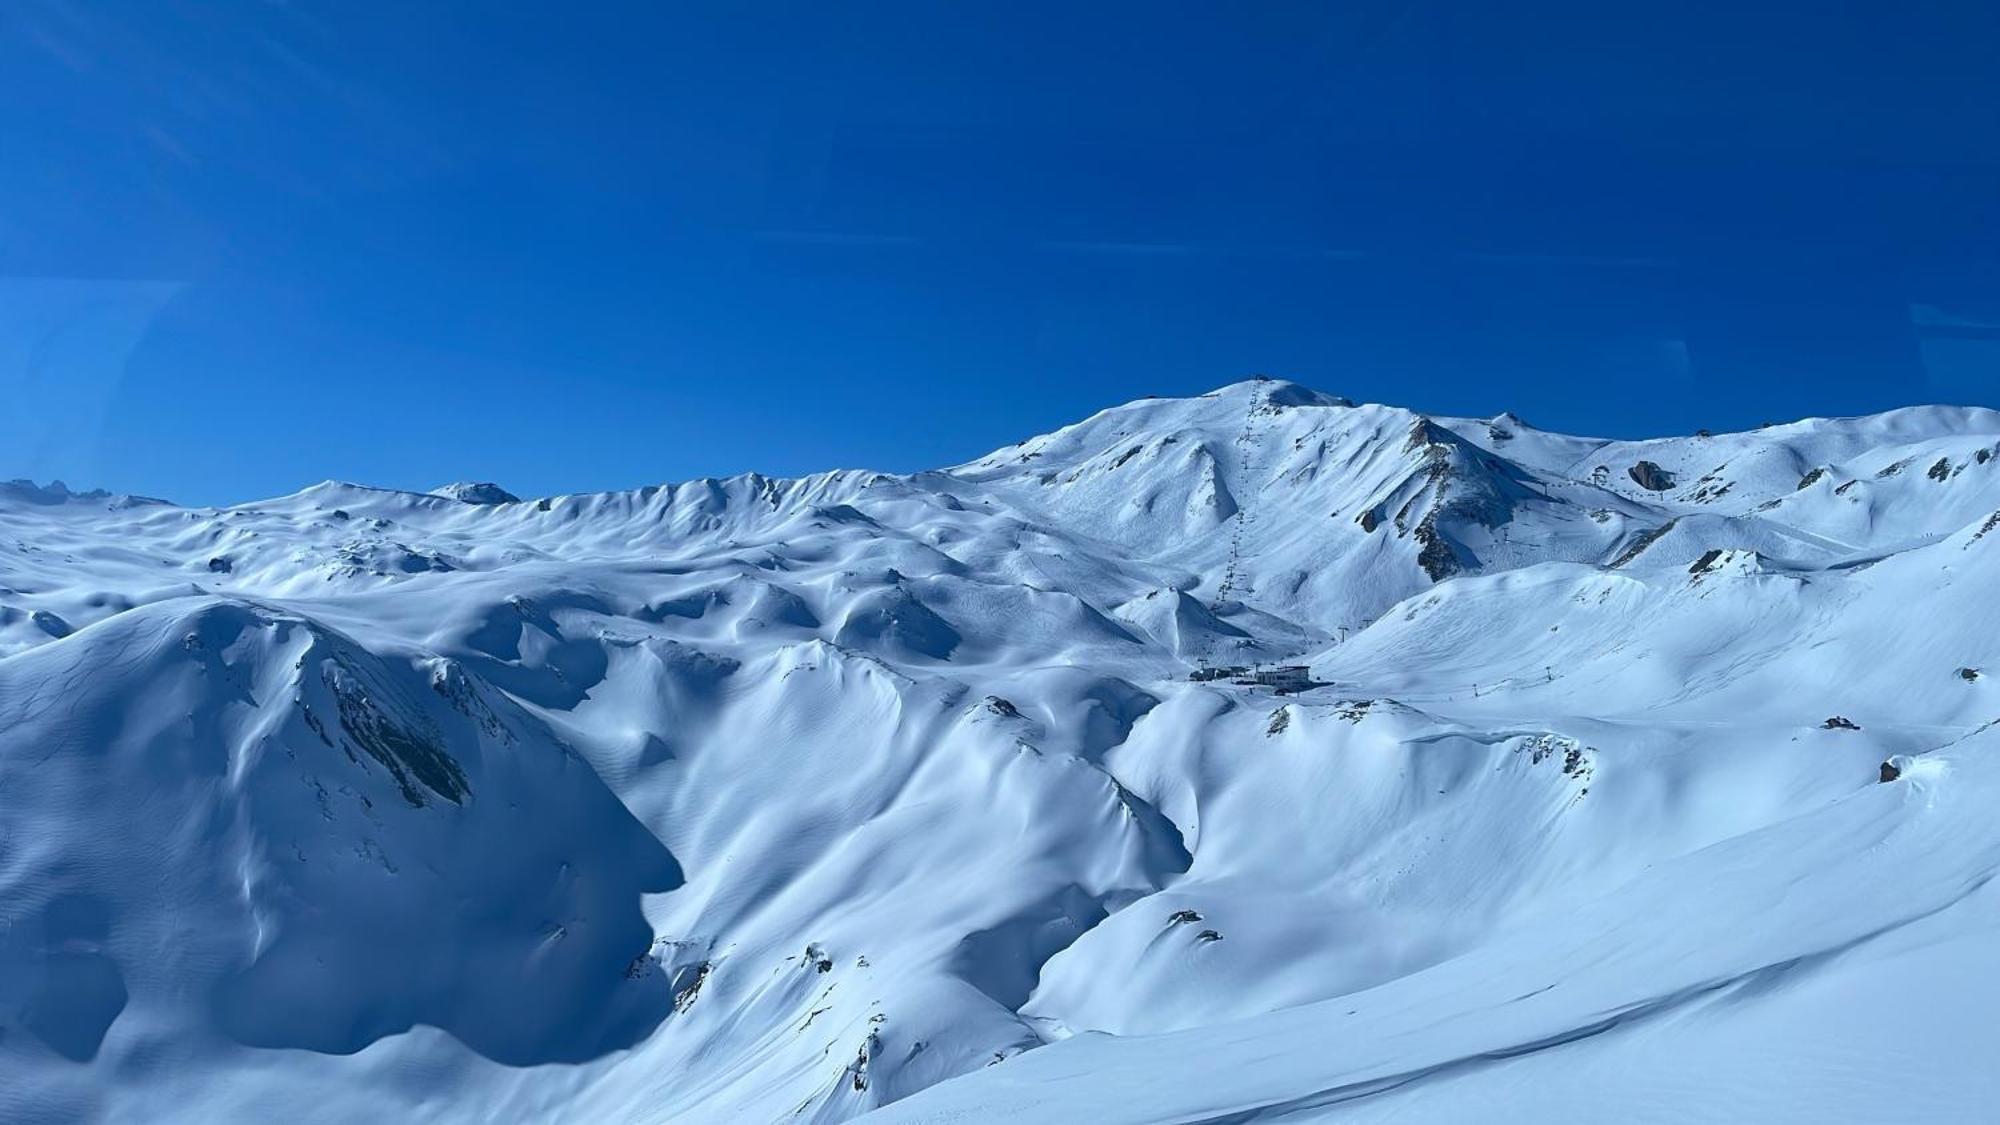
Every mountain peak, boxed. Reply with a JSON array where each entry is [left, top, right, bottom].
[[1201, 376, 1354, 409], [9, 379, 2000, 1123], [432, 481, 521, 505], [0, 478, 169, 509]]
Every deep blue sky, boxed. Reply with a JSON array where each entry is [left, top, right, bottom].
[[4, 2, 1999, 504]]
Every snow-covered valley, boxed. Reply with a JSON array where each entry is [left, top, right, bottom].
[[5, 378, 2000, 1122]]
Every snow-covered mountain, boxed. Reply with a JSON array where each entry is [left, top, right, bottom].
[[5, 379, 2000, 1123]]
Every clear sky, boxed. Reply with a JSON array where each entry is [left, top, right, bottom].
[[4, 2, 1998, 505]]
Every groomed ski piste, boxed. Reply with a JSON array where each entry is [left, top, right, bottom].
[[4, 378, 2000, 1122]]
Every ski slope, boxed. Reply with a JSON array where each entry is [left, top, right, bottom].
[[3, 379, 1998, 1123]]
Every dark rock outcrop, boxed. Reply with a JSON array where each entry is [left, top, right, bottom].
[[1628, 461, 1676, 491]]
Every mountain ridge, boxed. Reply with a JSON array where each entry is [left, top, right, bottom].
[[4, 377, 2000, 1123]]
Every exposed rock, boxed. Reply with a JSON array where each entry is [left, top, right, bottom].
[[1628, 461, 1676, 491], [1684, 478, 1734, 504], [1610, 519, 1679, 568], [1335, 700, 1373, 723], [1522, 734, 1594, 789], [325, 653, 470, 807], [1879, 760, 1901, 783], [29, 609, 72, 638], [1403, 418, 1450, 453], [803, 943, 833, 973], [1822, 715, 1861, 731], [1413, 516, 1460, 581], [1167, 909, 1203, 925], [672, 961, 711, 1012], [850, 1029, 882, 1091], [1266, 706, 1290, 736]]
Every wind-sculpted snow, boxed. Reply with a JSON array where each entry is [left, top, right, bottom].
[[0, 598, 680, 1101], [2, 379, 1999, 1123]]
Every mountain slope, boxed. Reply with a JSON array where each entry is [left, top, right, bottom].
[[3, 379, 1998, 1123]]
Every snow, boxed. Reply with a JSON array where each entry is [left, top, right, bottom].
[[2, 377, 1998, 1122], [432, 481, 522, 505]]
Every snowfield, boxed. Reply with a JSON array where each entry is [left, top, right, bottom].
[[4, 379, 2000, 1123]]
